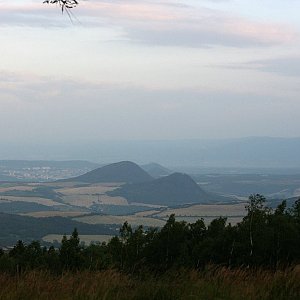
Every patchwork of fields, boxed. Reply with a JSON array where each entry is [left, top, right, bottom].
[[0, 178, 288, 246]]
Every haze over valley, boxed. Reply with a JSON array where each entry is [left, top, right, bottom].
[[0, 158, 299, 247], [1, 137, 300, 171]]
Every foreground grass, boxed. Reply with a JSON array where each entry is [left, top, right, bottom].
[[0, 267, 299, 300]]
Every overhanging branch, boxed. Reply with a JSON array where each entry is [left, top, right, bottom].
[[43, 0, 79, 13]]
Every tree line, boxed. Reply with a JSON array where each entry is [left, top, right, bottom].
[[1, 194, 300, 274]]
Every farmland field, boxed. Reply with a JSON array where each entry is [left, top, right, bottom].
[[134, 209, 162, 217], [0, 196, 64, 207], [0, 185, 34, 192], [0, 181, 253, 237], [22, 211, 89, 218], [61, 194, 128, 207], [156, 203, 247, 218], [57, 184, 119, 196]]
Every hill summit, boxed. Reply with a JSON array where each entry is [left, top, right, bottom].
[[64, 161, 153, 184], [108, 172, 212, 206]]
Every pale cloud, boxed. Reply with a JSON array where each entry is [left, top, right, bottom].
[[0, 3, 68, 27], [221, 56, 300, 77], [246, 57, 300, 77], [79, 0, 298, 47], [0, 70, 299, 143], [0, 0, 297, 47]]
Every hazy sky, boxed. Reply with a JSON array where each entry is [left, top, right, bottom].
[[1, 0, 300, 144]]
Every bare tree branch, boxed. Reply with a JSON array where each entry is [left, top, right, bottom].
[[43, 0, 79, 14]]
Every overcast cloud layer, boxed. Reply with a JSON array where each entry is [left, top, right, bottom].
[[0, 0, 300, 155]]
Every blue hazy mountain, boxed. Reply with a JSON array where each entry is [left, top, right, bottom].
[[0, 160, 99, 169], [62, 161, 153, 184], [140, 163, 172, 178], [108, 172, 229, 206]]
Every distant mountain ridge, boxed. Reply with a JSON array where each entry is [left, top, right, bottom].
[[141, 163, 171, 178], [1, 137, 300, 169], [108, 172, 224, 206], [62, 161, 153, 184], [0, 160, 99, 169]]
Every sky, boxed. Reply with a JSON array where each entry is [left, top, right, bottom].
[[0, 0, 300, 146]]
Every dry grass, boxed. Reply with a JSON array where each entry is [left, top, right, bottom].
[[0, 270, 130, 300], [0, 268, 299, 300], [156, 203, 246, 218]]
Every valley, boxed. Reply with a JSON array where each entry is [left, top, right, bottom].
[[0, 160, 299, 247]]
